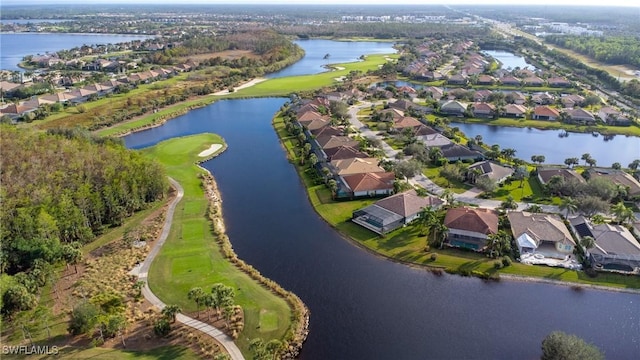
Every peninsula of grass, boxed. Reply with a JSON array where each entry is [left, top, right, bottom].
[[274, 115, 640, 290], [141, 134, 293, 355]]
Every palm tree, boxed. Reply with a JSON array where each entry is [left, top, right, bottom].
[[500, 195, 518, 211], [211, 283, 235, 317], [415, 207, 437, 236], [327, 179, 338, 199], [441, 189, 456, 207], [161, 304, 181, 323], [581, 153, 592, 166], [486, 231, 512, 258], [559, 197, 578, 219], [501, 148, 517, 162], [580, 236, 595, 253], [187, 287, 206, 318], [611, 202, 636, 225], [429, 221, 448, 249]]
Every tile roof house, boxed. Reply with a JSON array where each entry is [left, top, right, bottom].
[[467, 161, 514, 184], [352, 190, 444, 234], [537, 167, 585, 185], [508, 91, 527, 105], [425, 86, 444, 100], [523, 76, 545, 87], [598, 107, 632, 126], [531, 92, 555, 105], [500, 75, 521, 86], [502, 104, 527, 118], [473, 89, 493, 102], [331, 157, 385, 176], [563, 108, 595, 125], [300, 116, 331, 131], [447, 74, 468, 85], [548, 77, 572, 87], [392, 116, 423, 131], [389, 99, 415, 111], [444, 207, 499, 251], [508, 212, 575, 260], [476, 75, 496, 85], [570, 216, 640, 273], [532, 106, 560, 121], [317, 135, 360, 150], [311, 126, 343, 138], [472, 102, 496, 118], [324, 145, 368, 161], [560, 94, 585, 108], [341, 172, 395, 198], [586, 168, 640, 197]]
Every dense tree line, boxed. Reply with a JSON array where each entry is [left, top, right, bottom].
[[545, 35, 640, 68], [0, 126, 167, 278]]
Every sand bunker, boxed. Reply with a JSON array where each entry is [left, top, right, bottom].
[[198, 144, 223, 157]]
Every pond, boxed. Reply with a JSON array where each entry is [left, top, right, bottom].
[[483, 50, 533, 70]]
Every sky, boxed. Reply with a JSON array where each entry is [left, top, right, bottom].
[[2, 0, 639, 6]]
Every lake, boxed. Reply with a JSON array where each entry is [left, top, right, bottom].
[[123, 40, 639, 359], [266, 39, 395, 78], [452, 122, 640, 166], [483, 50, 532, 70], [0, 33, 153, 71]]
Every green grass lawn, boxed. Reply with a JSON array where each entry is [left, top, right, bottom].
[[490, 177, 560, 205], [29, 345, 200, 360], [141, 134, 292, 356], [422, 166, 472, 194]]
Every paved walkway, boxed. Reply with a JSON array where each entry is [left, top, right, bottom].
[[131, 178, 244, 360]]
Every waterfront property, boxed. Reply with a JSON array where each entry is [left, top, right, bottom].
[[444, 207, 499, 251], [532, 105, 560, 120], [536, 167, 585, 185], [570, 216, 640, 274], [586, 168, 640, 197], [508, 212, 578, 268], [352, 190, 444, 235], [467, 160, 514, 184], [342, 172, 395, 198]]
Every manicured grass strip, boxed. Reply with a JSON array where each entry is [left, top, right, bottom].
[[49, 345, 200, 360], [274, 115, 640, 290], [141, 134, 292, 356]]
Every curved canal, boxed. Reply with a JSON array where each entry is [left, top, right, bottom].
[[124, 40, 639, 359]]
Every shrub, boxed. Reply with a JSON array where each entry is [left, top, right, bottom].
[[68, 302, 99, 335], [154, 317, 171, 337], [502, 256, 512, 267], [430, 253, 438, 261], [493, 261, 503, 269]]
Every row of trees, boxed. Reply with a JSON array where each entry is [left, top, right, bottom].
[[545, 35, 640, 68]]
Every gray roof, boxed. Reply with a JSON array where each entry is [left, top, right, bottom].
[[376, 190, 443, 218], [508, 212, 575, 246], [356, 204, 404, 226], [441, 143, 481, 159], [468, 161, 514, 182], [570, 216, 640, 260]]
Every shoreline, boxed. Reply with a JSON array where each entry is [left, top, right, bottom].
[[271, 114, 640, 294], [197, 150, 310, 359]]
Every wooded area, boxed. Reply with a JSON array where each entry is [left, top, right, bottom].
[[545, 35, 640, 68], [1, 126, 167, 316]]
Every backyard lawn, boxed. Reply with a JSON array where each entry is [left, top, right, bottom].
[[423, 165, 472, 194], [141, 134, 292, 355]]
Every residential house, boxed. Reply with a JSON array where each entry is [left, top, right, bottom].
[[352, 190, 444, 234], [0, 81, 23, 94], [439, 100, 467, 117], [508, 91, 527, 105], [500, 75, 521, 86], [311, 126, 343, 138], [586, 168, 640, 197], [414, 125, 438, 136], [317, 136, 360, 150], [392, 116, 423, 132], [537, 167, 585, 185], [508, 212, 575, 259], [420, 70, 444, 81], [548, 77, 572, 87], [39, 92, 76, 104], [560, 94, 585, 108], [532, 106, 560, 121], [447, 74, 468, 85], [424, 86, 444, 100], [563, 108, 595, 125], [0, 102, 38, 119], [324, 145, 369, 161], [389, 99, 415, 112], [440, 143, 483, 162], [331, 157, 385, 176], [531, 92, 555, 105], [467, 161, 514, 184], [341, 172, 395, 198], [397, 86, 418, 99], [476, 74, 496, 85], [67, 88, 97, 104], [502, 104, 527, 118], [571, 216, 640, 273], [598, 107, 632, 126], [472, 102, 496, 118], [444, 207, 499, 251], [523, 76, 545, 87], [417, 133, 453, 148], [473, 89, 493, 102]]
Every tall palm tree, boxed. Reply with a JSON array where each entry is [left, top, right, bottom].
[[161, 304, 181, 323], [429, 221, 448, 249], [486, 231, 512, 258], [187, 287, 205, 318], [500, 195, 518, 211], [580, 236, 595, 253], [611, 202, 636, 225], [559, 197, 578, 219], [415, 207, 437, 236]]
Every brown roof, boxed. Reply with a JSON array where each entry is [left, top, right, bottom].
[[588, 169, 640, 196], [503, 104, 527, 114], [331, 157, 385, 175], [473, 102, 495, 112], [342, 172, 395, 192], [533, 106, 560, 118], [507, 212, 574, 245], [297, 110, 324, 122], [312, 126, 343, 137], [414, 125, 438, 136], [393, 116, 422, 130], [537, 168, 585, 184], [376, 190, 443, 217], [324, 145, 367, 161], [444, 207, 498, 235], [318, 136, 360, 150], [301, 117, 331, 131]]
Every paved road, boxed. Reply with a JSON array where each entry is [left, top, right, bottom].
[[348, 103, 561, 213], [131, 178, 245, 360]]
